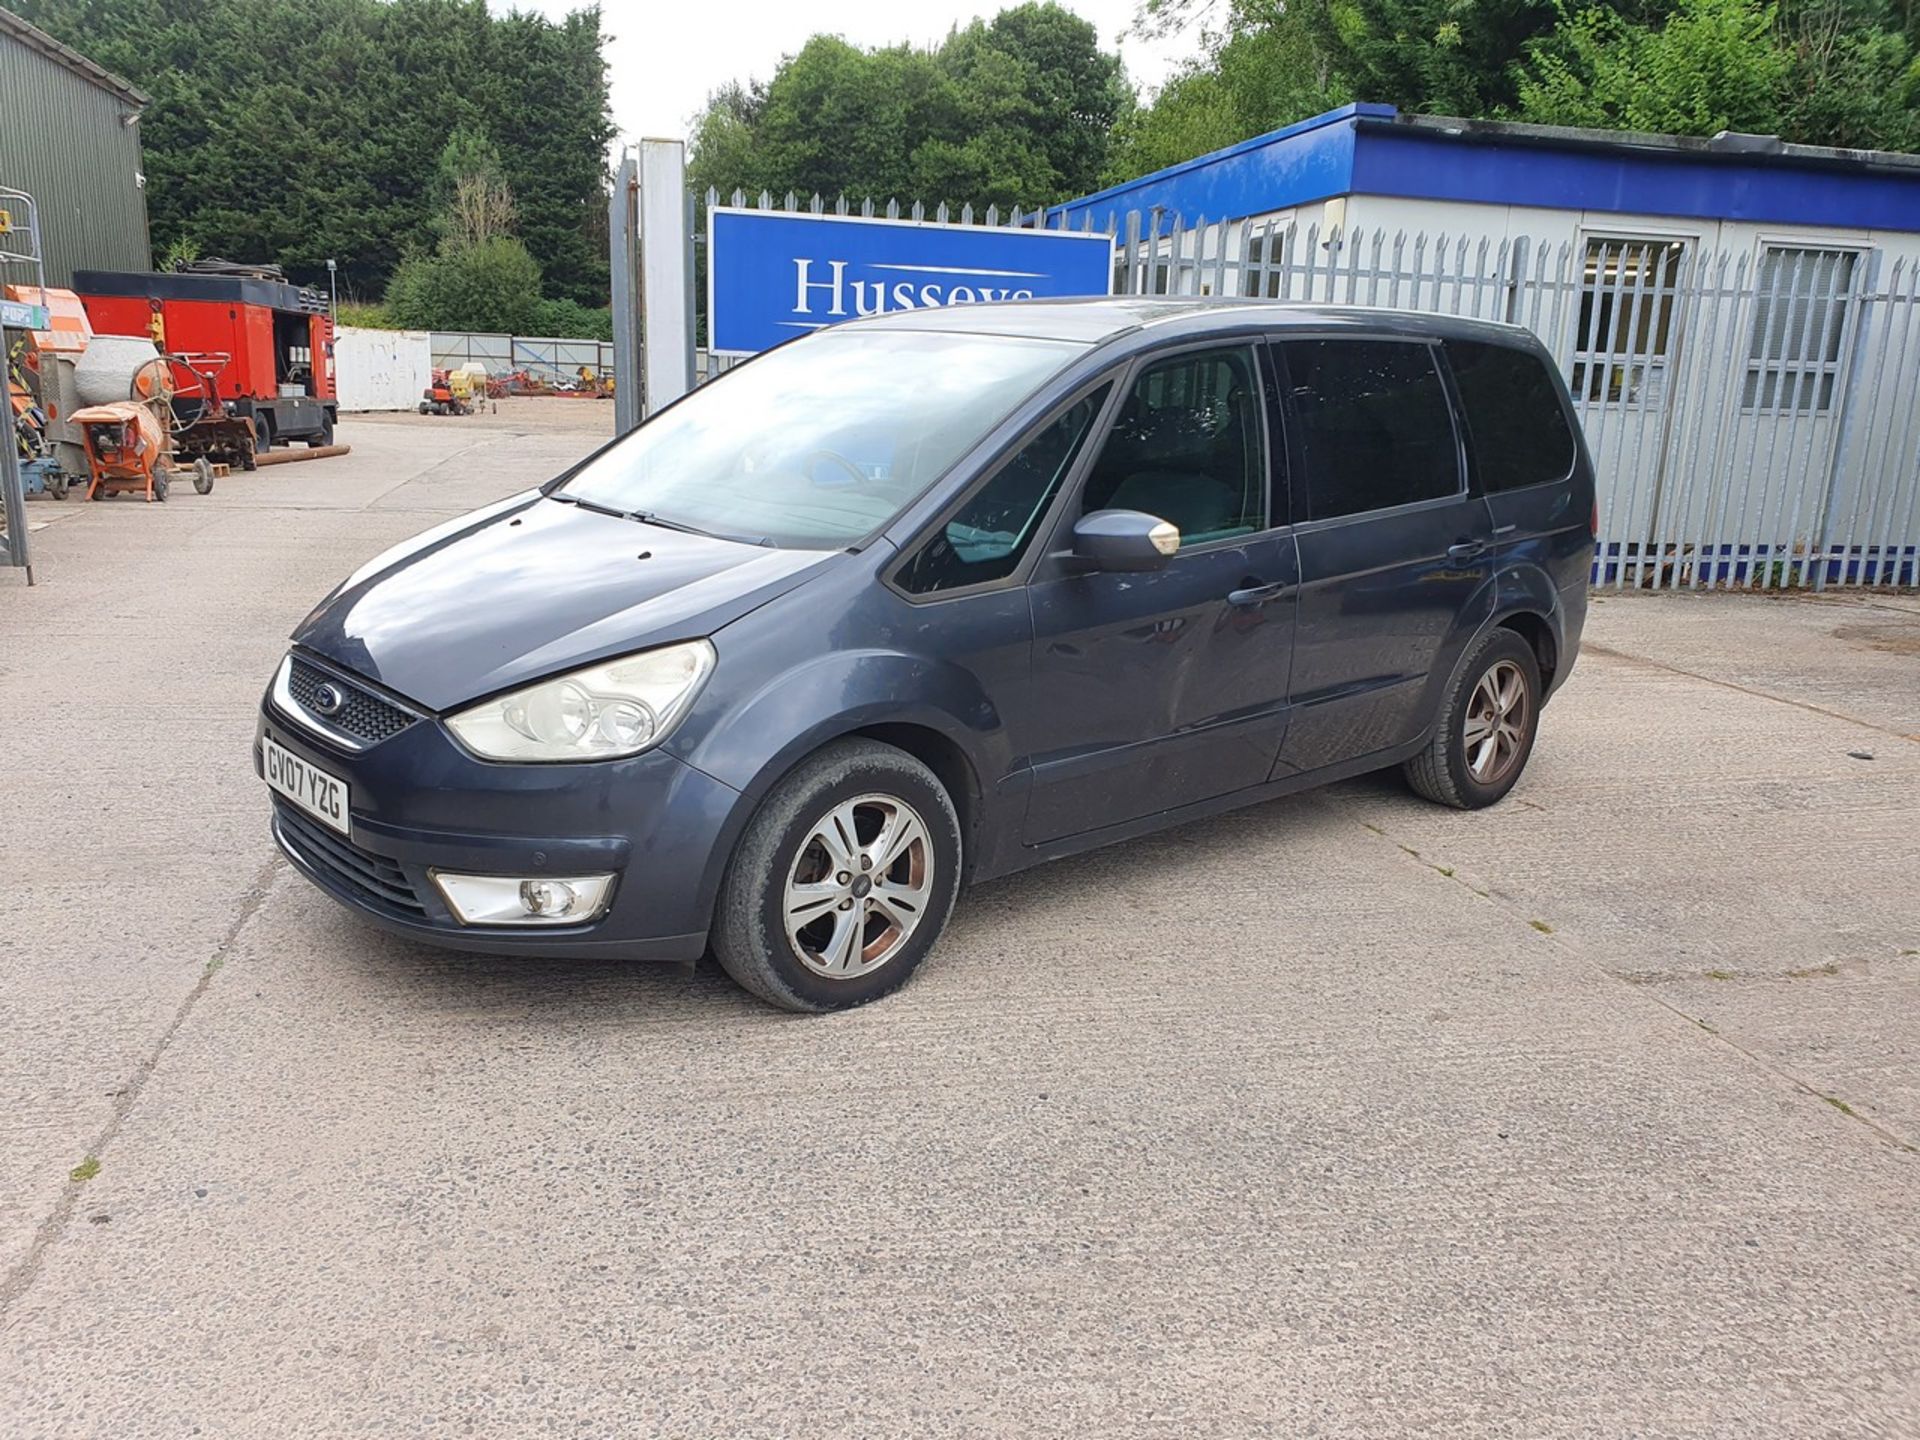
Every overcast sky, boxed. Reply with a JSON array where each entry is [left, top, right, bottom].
[[500, 0, 1202, 149]]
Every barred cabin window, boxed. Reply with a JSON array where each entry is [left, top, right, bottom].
[[1743, 248, 1858, 413], [1571, 238, 1686, 407], [1241, 228, 1291, 300]]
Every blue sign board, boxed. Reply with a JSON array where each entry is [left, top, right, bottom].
[[707, 208, 1113, 356]]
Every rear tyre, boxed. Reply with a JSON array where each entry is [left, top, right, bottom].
[[192, 457, 215, 494], [151, 471, 169, 503], [712, 740, 962, 1013], [253, 414, 274, 453], [312, 413, 335, 447], [1404, 627, 1541, 810]]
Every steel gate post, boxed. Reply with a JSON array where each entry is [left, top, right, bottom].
[[0, 404, 28, 584], [608, 150, 640, 436], [1, 184, 49, 584]]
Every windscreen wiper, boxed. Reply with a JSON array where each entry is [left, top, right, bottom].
[[629, 510, 710, 537], [548, 492, 630, 520], [552, 492, 767, 545], [631, 510, 769, 546]]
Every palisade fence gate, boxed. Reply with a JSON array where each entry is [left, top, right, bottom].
[[689, 189, 1920, 591], [430, 332, 617, 387]]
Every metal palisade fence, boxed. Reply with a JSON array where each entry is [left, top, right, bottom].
[[691, 191, 1920, 590], [431, 332, 617, 388]]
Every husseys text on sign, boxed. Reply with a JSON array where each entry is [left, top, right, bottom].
[[707, 209, 1113, 356]]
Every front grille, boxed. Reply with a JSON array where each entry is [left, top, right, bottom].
[[274, 801, 428, 919], [286, 657, 415, 746]]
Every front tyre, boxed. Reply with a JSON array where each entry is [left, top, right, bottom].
[[713, 740, 962, 1012], [1404, 628, 1541, 810]]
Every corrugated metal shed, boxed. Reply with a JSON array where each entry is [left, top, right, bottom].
[[0, 5, 150, 286]]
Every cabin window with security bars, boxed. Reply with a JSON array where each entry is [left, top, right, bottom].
[[1742, 247, 1859, 413], [1571, 238, 1686, 407]]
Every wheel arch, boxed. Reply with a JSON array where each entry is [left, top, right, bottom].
[[1495, 609, 1558, 695], [699, 713, 989, 902], [674, 650, 1010, 926], [844, 721, 982, 864], [1488, 559, 1567, 699]]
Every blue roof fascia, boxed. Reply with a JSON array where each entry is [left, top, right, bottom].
[[1349, 124, 1920, 234], [1047, 103, 1390, 232]]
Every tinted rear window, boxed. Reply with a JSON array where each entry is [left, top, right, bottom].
[[1279, 339, 1460, 521], [1447, 340, 1579, 493]]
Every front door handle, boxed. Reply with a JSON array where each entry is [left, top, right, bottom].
[[1447, 539, 1489, 563], [1228, 580, 1290, 607]]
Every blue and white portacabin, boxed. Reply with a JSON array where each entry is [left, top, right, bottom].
[[707, 208, 1113, 356]]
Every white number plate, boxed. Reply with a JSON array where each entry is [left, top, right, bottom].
[[264, 737, 351, 836]]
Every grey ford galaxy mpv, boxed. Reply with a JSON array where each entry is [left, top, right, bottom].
[[258, 298, 1594, 1011]]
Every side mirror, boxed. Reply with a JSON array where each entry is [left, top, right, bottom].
[[1071, 509, 1179, 572]]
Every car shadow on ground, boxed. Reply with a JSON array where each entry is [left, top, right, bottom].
[[297, 782, 1356, 1023]]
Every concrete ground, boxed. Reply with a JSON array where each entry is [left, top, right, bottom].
[[1, 398, 1915, 1437]]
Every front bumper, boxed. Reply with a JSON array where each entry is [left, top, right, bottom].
[[256, 681, 741, 960]]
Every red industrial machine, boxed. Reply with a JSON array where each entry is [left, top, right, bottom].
[[73, 260, 337, 456]]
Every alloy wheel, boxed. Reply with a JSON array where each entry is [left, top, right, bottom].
[[1463, 658, 1530, 785], [782, 793, 934, 979]]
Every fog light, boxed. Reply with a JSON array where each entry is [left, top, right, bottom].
[[519, 879, 575, 917], [432, 870, 615, 926]]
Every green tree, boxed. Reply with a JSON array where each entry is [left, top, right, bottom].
[[1122, 0, 1918, 176], [1514, 0, 1791, 134], [385, 236, 543, 334], [945, 3, 1134, 197], [739, 37, 938, 200], [529, 297, 614, 341], [1312, 0, 1568, 116], [1138, 0, 1569, 124], [13, 0, 610, 301], [1775, 0, 1920, 149], [433, 130, 517, 250], [688, 3, 1128, 209], [688, 82, 768, 197], [485, 7, 613, 304], [1108, 15, 1348, 182]]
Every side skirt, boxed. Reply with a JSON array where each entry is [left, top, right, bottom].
[[971, 730, 1434, 884]]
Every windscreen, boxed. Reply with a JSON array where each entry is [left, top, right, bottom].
[[558, 329, 1089, 548]]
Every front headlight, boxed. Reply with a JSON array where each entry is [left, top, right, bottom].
[[446, 639, 715, 762]]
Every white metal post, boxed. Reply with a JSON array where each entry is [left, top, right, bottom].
[[638, 138, 693, 421]]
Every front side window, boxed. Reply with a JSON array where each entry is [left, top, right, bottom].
[[1079, 346, 1266, 547], [1744, 247, 1858, 412], [896, 384, 1111, 595], [1280, 339, 1459, 521], [1447, 340, 1578, 493], [559, 330, 1088, 549]]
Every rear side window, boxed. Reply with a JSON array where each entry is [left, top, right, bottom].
[[896, 385, 1109, 595], [1279, 340, 1460, 521], [1447, 340, 1579, 493]]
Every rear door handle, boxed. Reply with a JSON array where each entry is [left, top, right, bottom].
[[1228, 581, 1290, 607], [1447, 539, 1488, 562]]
